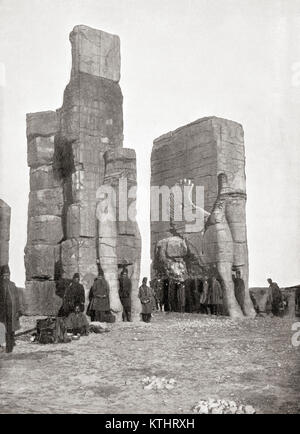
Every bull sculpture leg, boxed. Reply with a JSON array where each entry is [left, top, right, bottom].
[[217, 261, 244, 320], [225, 192, 256, 318]]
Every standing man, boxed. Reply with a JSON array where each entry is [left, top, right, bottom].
[[87, 270, 110, 322], [119, 269, 132, 322], [208, 276, 223, 315], [138, 277, 153, 322], [200, 276, 209, 314], [163, 278, 170, 312], [62, 273, 85, 317], [267, 278, 283, 316], [55, 271, 71, 317], [0, 265, 22, 353], [177, 281, 186, 313], [155, 277, 164, 311], [233, 270, 246, 315]]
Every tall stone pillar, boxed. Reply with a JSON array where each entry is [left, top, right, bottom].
[[23, 25, 141, 315], [0, 199, 11, 267], [103, 149, 141, 321], [23, 111, 63, 315], [58, 25, 123, 300]]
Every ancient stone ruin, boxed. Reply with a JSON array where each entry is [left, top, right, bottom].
[[0, 199, 11, 268], [151, 117, 255, 319], [23, 25, 141, 320]]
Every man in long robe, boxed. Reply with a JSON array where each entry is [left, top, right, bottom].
[[200, 276, 209, 314], [61, 273, 85, 317], [177, 282, 186, 313], [138, 277, 153, 322], [267, 278, 283, 316], [119, 269, 132, 322], [87, 271, 111, 322], [233, 271, 246, 315], [154, 278, 164, 311], [55, 272, 72, 317], [207, 276, 223, 315], [0, 265, 22, 353]]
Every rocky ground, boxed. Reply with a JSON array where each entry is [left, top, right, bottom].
[[0, 312, 299, 414]]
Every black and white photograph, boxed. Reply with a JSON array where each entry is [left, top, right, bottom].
[[0, 0, 299, 417]]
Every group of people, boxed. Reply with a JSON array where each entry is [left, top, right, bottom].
[[0, 259, 286, 353], [150, 271, 246, 316], [56, 270, 115, 335]]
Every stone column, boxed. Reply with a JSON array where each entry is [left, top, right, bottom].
[[58, 25, 123, 300], [0, 199, 11, 267]]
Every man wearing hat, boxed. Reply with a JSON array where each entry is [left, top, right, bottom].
[[61, 273, 85, 317], [119, 268, 132, 322], [87, 270, 111, 322], [138, 277, 153, 322], [0, 265, 22, 353]]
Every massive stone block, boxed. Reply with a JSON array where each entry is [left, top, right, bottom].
[[24, 244, 60, 280], [30, 166, 61, 191], [59, 73, 123, 152], [70, 25, 121, 82], [20, 281, 62, 316], [61, 238, 98, 298], [28, 188, 64, 217], [27, 215, 63, 245], [27, 135, 55, 168], [151, 116, 254, 319], [66, 202, 96, 238], [0, 199, 11, 266], [26, 111, 58, 140]]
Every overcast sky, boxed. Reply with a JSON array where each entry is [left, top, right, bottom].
[[0, 0, 299, 288]]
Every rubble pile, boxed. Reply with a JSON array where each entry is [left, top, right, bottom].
[[192, 398, 256, 414], [142, 376, 176, 391]]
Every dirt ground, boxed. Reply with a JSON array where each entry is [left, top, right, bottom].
[[0, 312, 299, 414]]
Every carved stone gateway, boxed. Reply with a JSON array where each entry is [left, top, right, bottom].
[[151, 117, 256, 319], [23, 25, 141, 318]]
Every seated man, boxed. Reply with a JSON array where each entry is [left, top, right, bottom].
[[65, 305, 89, 336]]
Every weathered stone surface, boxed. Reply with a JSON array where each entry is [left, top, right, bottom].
[[61, 238, 98, 295], [28, 188, 64, 217], [151, 117, 253, 319], [24, 244, 59, 280], [20, 281, 62, 316], [66, 202, 96, 238], [98, 205, 122, 320], [60, 73, 123, 150], [26, 111, 58, 140], [105, 148, 137, 180], [30, 166, 61, 191], [27, 136, 55, 168], [0, 199, 11, 266], [70, 25, 120, 82], [27, 215, 63, 245], [24, 26, 141, 318]]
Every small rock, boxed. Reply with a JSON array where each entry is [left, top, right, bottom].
[[245, 405, 256, 414]]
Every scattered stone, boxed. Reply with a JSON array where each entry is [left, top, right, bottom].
[[192, 399, 256, 414], [142, 376, 177, 391]]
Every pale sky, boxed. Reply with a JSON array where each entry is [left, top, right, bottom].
[[0, 0, 299, 288]]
